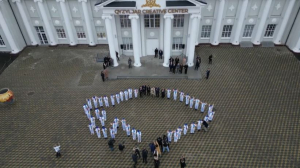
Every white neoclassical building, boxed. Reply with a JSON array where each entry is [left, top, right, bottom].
[[0, 0, 300, 67]]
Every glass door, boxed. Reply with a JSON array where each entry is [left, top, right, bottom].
[[35, 26, 48, 44]]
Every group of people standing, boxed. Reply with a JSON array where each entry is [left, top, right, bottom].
[[154, 48, 163, 59], [169, 57, 189, 74]]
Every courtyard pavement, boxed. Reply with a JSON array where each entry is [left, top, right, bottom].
[[0, 45, 300, 167]]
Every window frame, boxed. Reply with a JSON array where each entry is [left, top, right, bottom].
[[0, 35, 5, 47], [242, 25, 255, 38], [172, 37, 183, 50], [173, 14, 184, 28], [201, 25, 212, 39], [120, 15, 131, 28], [264, 24, 277, 38], [144, 14, 160, 28], [95, 26, 106, 39], [55, 26, 66, 39], [122, 37, 133, 50], [75, 26, 86, 39], [221, 25, 233, 38]]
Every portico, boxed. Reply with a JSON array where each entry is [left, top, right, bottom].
[[95, 0, 206, 67]]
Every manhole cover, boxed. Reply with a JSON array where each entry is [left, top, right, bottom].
[[27, 91, 34, 96]]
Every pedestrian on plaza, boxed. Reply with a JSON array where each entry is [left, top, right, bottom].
[[155, 48, 158, 58], [195, 59, 200, 70], [162, 139, 169, 152], [101, 71, 105, 82], [175, 57, 179, 66], [206, 68, 210, 79], [156, 137, 163, 151], [103, 62, 107, 69], [154, 141, 161, 156], [161, 88, 165, 98], [151, 87, 155, 97], [116, 51, 120, 61], [142, 148, 148, 164], [154, 159, 160, 168], [139, 87, 143, 98], [108, 138, 115, 151], [182, 57, 186, 65], [53, 143, 61, 158], [179, 64, 183, 74], [169, 57, 174, 64], [128, 58, 132, 68], [155, 87, 160, 97], [119, 142, 125, 152], [180, 155, 186, 168], [202, 119, 209, 132], [149, 142, 155, 155], [132, 152, 138, 167], [103, 69, 108, 80], [109, 57, 113, 67], [184, 64, 188, 74], [176, 63, 180, 73], [209, 55, 212, 64], [169, 62, 173, 72], [147, 85, 151, 96], [142, 85, 146, 95], [159, 49, 163, 59], [172, 63, 176, 74], [134, 146, 141, 159]]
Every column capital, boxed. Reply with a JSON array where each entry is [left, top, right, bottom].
[[102, 14, 112, 20], [190, 14, 201, 19], [164, 13, 174, 19], [129, 14, 139, 20], [56, 0, 65, 2], [34, 0, 43, 3], [78, 0, 87, 3], [12, 0, 21, 3]]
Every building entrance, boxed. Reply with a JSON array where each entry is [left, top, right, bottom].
[[146, 39, 159, 56]]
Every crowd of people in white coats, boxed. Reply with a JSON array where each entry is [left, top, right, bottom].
[[82, 87, 215, 144]]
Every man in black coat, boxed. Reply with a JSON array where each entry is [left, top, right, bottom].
[[155, 48, 158, 58], [139, 87, 143, 98], [142, 85, 146, 95], [155, 87, 160, 97], [101, 71, 105, 82], [157, 137, 163, 151], [184, 65, 188, 74], [195, 59, 200, 70], [142, 148, 148, 164], [202, 120, 209, 131], [132, 152, 138, 166], [147, 85, 150, 96], [209, 55, 212, 64], [206, 68, 210, 79], [159, 50, 163, 59]]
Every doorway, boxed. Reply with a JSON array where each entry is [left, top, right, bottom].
[[35, 26, 48, 44], [146, 39, 159, 56]]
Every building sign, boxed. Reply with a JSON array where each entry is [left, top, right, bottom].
[[142, 0, 161, 8], [115, 9, 189, 15]]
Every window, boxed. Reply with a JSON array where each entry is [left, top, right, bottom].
[[120, 15, 131, 28], [0, 35, 5, 46], [172, 37, 183, 50], [264, 24, 276, 37], [144, 14, 160, 28], [173, 14, 184, 27], [243, 25, 254, 37], [96, 26, 106, 39], [75, 26, 86, 39], [122, 37, 133, 50], [201, 25, 212, 38], [55, 26, 66, 39], [221, 25, 233, 38]]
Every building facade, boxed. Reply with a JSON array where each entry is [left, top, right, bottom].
[[0, 0, 299, 66]]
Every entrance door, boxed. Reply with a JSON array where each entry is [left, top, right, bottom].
[[35, 26, 48, 44], [146, 39, 159, 56]]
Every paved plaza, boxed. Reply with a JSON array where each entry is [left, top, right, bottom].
[[0, 45, 300, 167]]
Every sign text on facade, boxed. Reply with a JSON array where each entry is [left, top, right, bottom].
[[114, 9, 188, 15]]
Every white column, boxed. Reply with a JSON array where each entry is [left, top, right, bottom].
[[293, 38, 300, 53], [159, 14, 164, 50], [0, 9, 20, 53], [163, 14, 173, 67], [140, 15, 146, 56], [57, 0, 76, 46], [195, 16, 201, 44], [129, 14, 141, 67], [111, 16, 119, 52], [187, 14, 201, 67], [102, 14, 118, 66], [13, 0, 38, 45], [274, 0, 296, 44], [34, 0, 57, 45], [252, 0, 272, 45], [212, 0, 225, 45], [231, 0, 248, 45], [79, 0, 95, 46]]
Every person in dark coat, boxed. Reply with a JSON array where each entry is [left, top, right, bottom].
[[139, 87, 143, 98], [179, 64, 183, 74], [159, 50, 163, 59], [142, 148, 148, 164], [184, 65, 188, 74], [116, 51, 120, 61], [209, 55, 212, 64], [206, 68, 210, 79], [156, 137, 163, 151], [161, 89, 165, 98], [195, 59, 200, 70], [108, 138, 115, 151], [155, 87, 160, 97], [147, 85, 150, 96], [149, 142, 155, 155], [180, 155, 186, 168], [202, 120, 209, 131], [175, 57, 179, 66], [172, 63, 176, 74], [169, 62, 173, 72], [101, 71, 105, 82], [119, 143, 125, 152], [103, 62, 107, 69], [154, 48, 158, 58], [132, 152, 138, 166], [142, 85, 146, 95], [128, 58, 132, 68]]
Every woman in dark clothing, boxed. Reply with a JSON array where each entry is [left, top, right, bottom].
[[180, 155, 186, 168], [161, 88, 165, 98], [147, 85, 150, 96]]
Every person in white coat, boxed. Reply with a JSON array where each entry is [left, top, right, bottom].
[[98, 96, 104, 108], [102, 126, 108, 139], [104, 96, 109, 107], [194, 99, 200, 110], [208, 111, 215, 122], [173, 89, 178, 101], [208, 104, 214, 113], [95, 126, 101, 138], [99, 115, 105, 126], [197, 119, 203, 131], [137, 130, 142, 142], [134, 89, 138, 98], [132, 128, 137, 140], [183, 124, 188, 135], [86, 98, 93, 110], [110, 94, 115, 107], [124, 90, 129, 101], [126, 124, 131, 137], [189, 97, 194, 108], [120, 90, 124, 102], [167, 89, 171, 99], [88, 124, 94, 135], [179, 92, 184, 102], [91, 116, 96, 128], [128, 88, 133, 99], [92, 96, 98, 108], [167, 130, 173, 143], [190, 122, 196, 134], [101, 109, 107, 121], [83, 104, 89, 116], [201, 101, 207, 113], [185, 94, 190, 106], [177, 126, 182, 139], [173, 130, 178, 142], [110, 127, 115, 139], [121, 118, 126, 131], [116, 93, 120, 104], [95, 108, 100, 119]]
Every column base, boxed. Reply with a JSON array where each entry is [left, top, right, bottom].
[[231, 41, 239, 45], [113, 62, 119, 67], [134, 63, 141, 67], [252, 41, 261, 45], [188, 63, 194, 67], [211, 42, 219, 46], [89, 43, 97, 47], [163, 62, 169, 67], [292, 48, 300, 53], [11, 50, 21, 54], [273, 41, 282, 45]]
